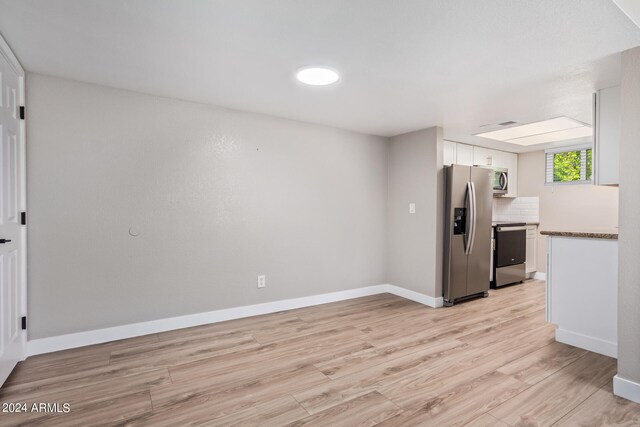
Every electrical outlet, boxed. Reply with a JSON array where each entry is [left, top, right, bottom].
[[257, 275, 266, 289], [409, 203, 416, 214]]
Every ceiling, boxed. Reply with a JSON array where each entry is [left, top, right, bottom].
[[0, 0, 639, 152]]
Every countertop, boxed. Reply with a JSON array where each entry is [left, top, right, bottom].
[[540, 230, 618, 240]]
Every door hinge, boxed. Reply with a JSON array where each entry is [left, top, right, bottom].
[[21, 211, 26, 225], [19, 106, 25, 120], [21, 316, 26, 330]]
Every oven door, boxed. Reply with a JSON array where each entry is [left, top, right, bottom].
[[495, 226, 526, 267], [493, 169, 508, 195]]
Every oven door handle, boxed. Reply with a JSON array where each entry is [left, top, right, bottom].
[[496, 226, 527, 232], [499, 172, 508, 191]]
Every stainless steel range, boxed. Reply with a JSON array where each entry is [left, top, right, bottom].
[[491, 222, 526, 287]]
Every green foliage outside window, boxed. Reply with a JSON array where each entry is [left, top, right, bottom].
[[552, 149, 592, 183]]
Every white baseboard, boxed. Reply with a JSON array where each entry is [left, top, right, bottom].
[[533, 272, 546, 280], [386, 284, 444, 308], [26, 284, 440, 356], [614, 375, 640, 404], [555, 328, 617, 358]]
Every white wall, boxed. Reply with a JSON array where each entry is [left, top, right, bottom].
[[26, 74, 389, 339], [387, 127, 443, 300], [618, 45, 640, 396], [517, 150, 619, 273]]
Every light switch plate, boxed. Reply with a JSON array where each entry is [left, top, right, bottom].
[[409, 203, 416, 214]]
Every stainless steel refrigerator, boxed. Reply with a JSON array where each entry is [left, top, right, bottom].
[[443, 165, 493, 306]]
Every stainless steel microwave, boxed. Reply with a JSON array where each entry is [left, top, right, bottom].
[[493, 167, 508, 196]]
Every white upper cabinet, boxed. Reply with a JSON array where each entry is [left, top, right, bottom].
[[473, 146, 493, 166], [594, 85, 620, 186], [456, 143, 474, 166], [443, 140, 456, 166], [443, 141, 517, 196], [473, 146, 518, 197], [443, 141, 475, 166]]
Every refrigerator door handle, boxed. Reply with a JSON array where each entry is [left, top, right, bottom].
[[464, 182, 470, 254], [464, 182, 475, 255], [465, 182, 477, 255]]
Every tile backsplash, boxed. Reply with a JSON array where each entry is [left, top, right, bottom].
[[493, 196, 539, 223]]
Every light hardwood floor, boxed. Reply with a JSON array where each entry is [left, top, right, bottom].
[[1, 280, 639, 426]]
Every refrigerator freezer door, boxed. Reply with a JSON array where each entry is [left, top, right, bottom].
[[443, 165, 472, 302], [466, 166, 493, 296]]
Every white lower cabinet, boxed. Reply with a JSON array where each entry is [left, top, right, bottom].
[[547, 235, 618, 357], [526, 225, 537, 274]]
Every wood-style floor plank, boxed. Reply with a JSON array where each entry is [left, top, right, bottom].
[[284, 391, 402, 427], [489, 351, 617, 426], [0, 389, 153, 427], [1, 280, 638, 426], [463, 413, 510, 426], [3, 351, 111, 387], [496, 340, 587, 385], [206, 394, 310, 427], [152, 363, 329, 412], [376, 324, 555, 410], [167, 326, 371, 384], [293, 339, 469, 414], [554, 387, 640, 426], [377, 371, 529, 427], [120, 393, 311, 427], [313, 333, 463, 380], [108, 332, 260, 369]]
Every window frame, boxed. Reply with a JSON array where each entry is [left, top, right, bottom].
[[544, 144, 593, 186]]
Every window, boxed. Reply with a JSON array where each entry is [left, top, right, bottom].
[[545, 145, 592, 184]]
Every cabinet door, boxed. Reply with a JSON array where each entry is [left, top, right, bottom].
[[473, 146, 493, 166], [456, 143, 474, 166], [491, 150, 508, 168], [594, 86, 620, 186], [443, 140, 456, 166], [526, 226, 537, 273], [505, 152, 518, 197]]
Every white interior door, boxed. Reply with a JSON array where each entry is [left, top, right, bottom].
[[0, 34, 26, 386]]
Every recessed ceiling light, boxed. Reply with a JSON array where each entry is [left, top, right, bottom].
[[504, 126, 592, 146], [296, 67, 340, 86], [475, 117, 592, 146]]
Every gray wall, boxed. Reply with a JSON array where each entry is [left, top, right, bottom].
[[618, 46, 640, 386], [26, 74, 389, 339], [518, 150, 619, 273], [387, 127, 443, 298]]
